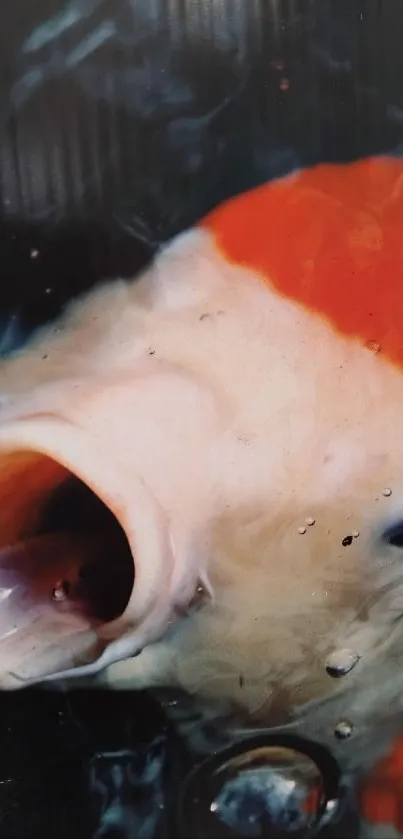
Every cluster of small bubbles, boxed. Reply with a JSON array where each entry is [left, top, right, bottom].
[[334, 720, 354, 740], [325, 648, 360, 678], [382, 487, 392, 497], [299, 517, 315, 533]]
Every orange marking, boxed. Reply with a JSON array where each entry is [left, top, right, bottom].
[[202, 156, 403, 369], [359, 735, 403, 831], [302, 785, 321, 817]]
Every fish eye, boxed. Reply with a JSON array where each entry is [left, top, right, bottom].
[[383, 521, 403, 548]]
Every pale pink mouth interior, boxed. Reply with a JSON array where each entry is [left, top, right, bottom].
[[0, 450, 135, 686]]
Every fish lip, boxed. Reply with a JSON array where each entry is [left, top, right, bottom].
[[0, 413, 177, 685]]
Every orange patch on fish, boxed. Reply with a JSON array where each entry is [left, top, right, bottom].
[[359, 735, 403, 831], [202, 156, 403, 369]]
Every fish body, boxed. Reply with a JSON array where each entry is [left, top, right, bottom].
[[0, 157, 403, 820]]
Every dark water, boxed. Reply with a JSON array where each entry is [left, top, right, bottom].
[[0, 689, 185, 838], [0, 1, 402, 836]]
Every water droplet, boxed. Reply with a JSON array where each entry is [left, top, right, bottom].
[[352, 530, 360, 539], [305, 516, 315, 526], [30, 248, 39, 259], [366, 340, 380, 354], [341, 535, 353, 547], [334, 720, 354, 740], [298, 526, 306, 535], [382, 487, 392, 497], [325, 649, 360, 678]]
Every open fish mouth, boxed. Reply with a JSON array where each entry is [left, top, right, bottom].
[[0, 398, 179, 689], [0, 449, 138, 687]]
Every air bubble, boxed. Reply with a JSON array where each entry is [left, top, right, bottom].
[[52, 580, 70, 602], [298, 526, 307, 535], [326, 649, 360, 678], [30, 248, 40, 259], [183, 745, 328, 837], [334, 720, 354, 740], [165, 697, 179, 708], [341, 535, 353, 547], [352, 530, 360, 539], [382, 488, 392, 497], [366, 340, 380, 354]]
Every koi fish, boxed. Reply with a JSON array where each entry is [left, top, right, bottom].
[[0, 156, 403, 795]]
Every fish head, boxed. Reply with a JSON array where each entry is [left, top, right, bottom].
[[0, 157, 402, 773]]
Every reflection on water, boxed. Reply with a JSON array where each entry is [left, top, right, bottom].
[[89, 740, 166, 839], [178, 738, 341, 839]]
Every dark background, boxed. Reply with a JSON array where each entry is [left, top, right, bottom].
[[0, 1, 401, 836]]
